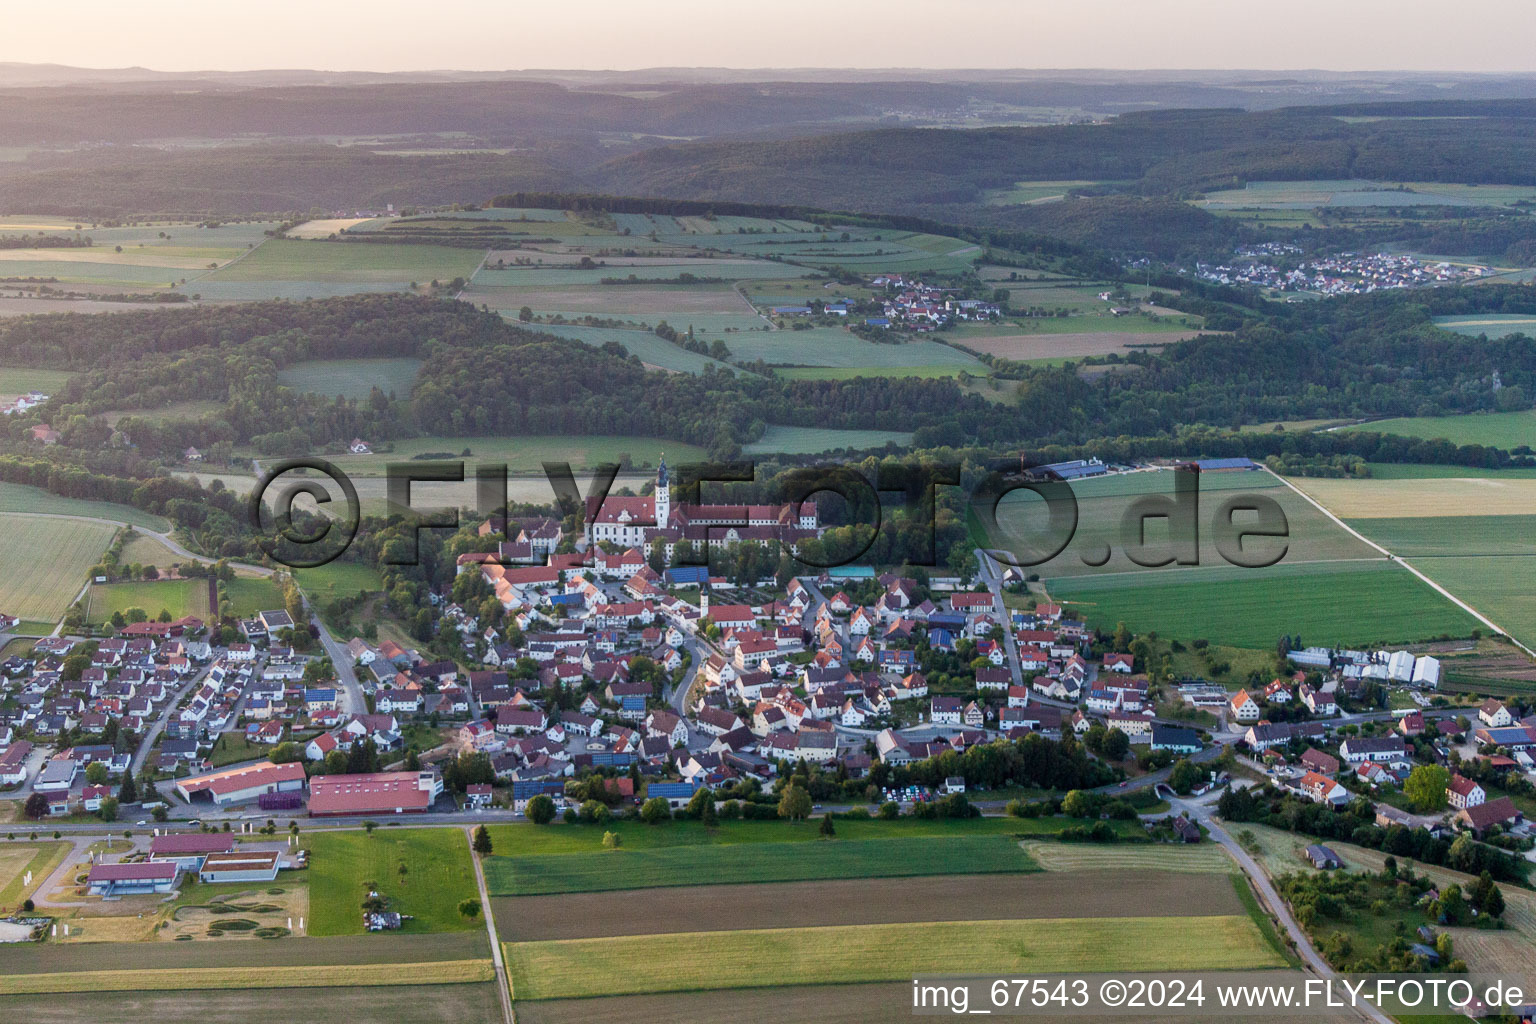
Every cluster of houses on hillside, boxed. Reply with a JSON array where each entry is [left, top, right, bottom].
[[1195, 251, 1488, 294], [863, 275, 1000, 330], [1, 390, 49, 416]]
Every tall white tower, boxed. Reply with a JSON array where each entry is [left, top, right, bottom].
[[654, 454, 670, 527]]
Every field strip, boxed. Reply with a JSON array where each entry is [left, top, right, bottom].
[[504, 915, 1285, 1000], [1019, 839, 1236, 873], [1270, 469, 1535, 657], [0, 959, 494, 995]]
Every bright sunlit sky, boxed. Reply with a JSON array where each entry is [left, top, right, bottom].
[[7, 0, 1536, 73]]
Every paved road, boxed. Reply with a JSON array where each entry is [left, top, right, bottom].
[[1175, 794, 1394, 1024], [129, 659, 217, 778], [310, 603, 365, 716]]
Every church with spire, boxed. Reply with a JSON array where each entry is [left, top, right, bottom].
[[584, 454, 819, 555]]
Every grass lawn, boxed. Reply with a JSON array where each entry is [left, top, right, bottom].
[[485, 834, 1039, 896], [206, 732, 274, 768], [86, 578, 208, 625], [0, 515, 116, 623], [304, 828, 481, 936], [1047, 560, 1479, 648], [505, 914, 1283, 999], [1020, 839, 1235, 874], [293, 561, 384, 604], [118, 532, 188, 570], [220, 576, 286, 618], [0, 480, 169, 531], [275, 358, 422, 401], [0, 841, 69, 910]]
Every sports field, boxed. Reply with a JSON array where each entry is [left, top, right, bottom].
[[0, 515, 115, 624], [0, 841, 69, 910], [505, 915, 1283, 1000], [304, 829, 480, 936], [1046, 559, 1479, 648], [495, 869, 1235, 940], [484, 834, 1041, 897], [86, 578, 210, 625]]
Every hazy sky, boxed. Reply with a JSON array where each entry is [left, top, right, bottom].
[[8, 0, 1536, 73]]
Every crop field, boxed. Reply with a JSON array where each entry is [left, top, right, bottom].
[[275, 358, 422, 400], [0, 983, 506, 1024], [988, 468, 1378, 578], [0, 930, 489, 975], [773, 364, 973, 380], [206, 240, 484, 283], [321, 434, 706, 476], [0, 515, 115, 623], [1433, 314, 1536, 338], [1344, 408, 1536, 449], [219, 577, 285, 618], [495, 869, 1237, 941], [473, 260, 795, 286], [1046, 559, 1479, 648], [1195, 179, 1479, 209], [716, 327, 984, 370], [1290, 473, 1536, 518], [985, 180, 1105, 205], [741, 425, 913, 454], [0, 481, 168, 530], [86, 578, 210, 625], [287, 218, 375, 239], [1020, 840, 1236, 874], [505, 914, 1283, 1000], [304, 829, 480, 936], [485, 834, 1041, 896], [957, 330, 1194, 362], [466, 282, 751, 315], [0, 961, 493, 995], [523, 323, 735, 374]]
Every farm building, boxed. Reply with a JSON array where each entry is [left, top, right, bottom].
[[198, 850, 281, 884], [87, 861, 180, 896]]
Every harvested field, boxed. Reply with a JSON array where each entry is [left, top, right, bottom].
[[0, 515, 116, 623], [0, 960, 493, 995], [959, 330, 1196, 361], [1451, 930, 1536, 976], [494, 869, 1232, 940], [505, 915, 1283, 999], [1021, 840, 1236, 873], [513, 985, 1347, 1024], [0, 930, 488, 975], [0, 983, 506, 1024], [1293, 475, 1536, 519]]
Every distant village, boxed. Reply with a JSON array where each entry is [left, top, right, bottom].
[[1194, 249, 1490, 294]]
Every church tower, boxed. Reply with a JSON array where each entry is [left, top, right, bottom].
[[654, 454, 670, 527]]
